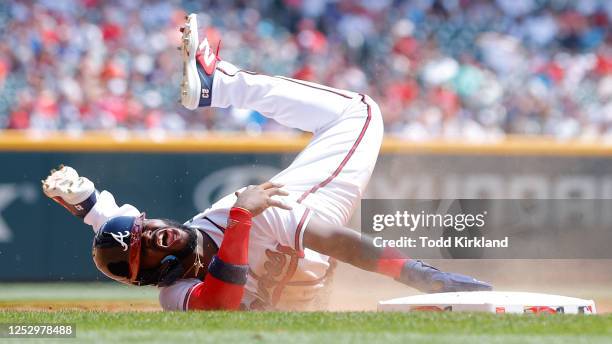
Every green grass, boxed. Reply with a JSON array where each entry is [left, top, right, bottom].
[[0, 311, 611, 344], [1, 283, 611, 343], [0, 282, 157, 301]]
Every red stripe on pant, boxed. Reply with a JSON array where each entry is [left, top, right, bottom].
[[297, 94, 372, 204]]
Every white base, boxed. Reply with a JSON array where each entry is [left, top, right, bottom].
[[378, 291, 596, 314]]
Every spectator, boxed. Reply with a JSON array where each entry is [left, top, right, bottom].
[[1, 0, 612, 140]]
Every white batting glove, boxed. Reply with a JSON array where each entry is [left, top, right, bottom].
[[42, 164, 98, 218]]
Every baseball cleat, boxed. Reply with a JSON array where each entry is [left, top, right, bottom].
[[42, 165, 97, 218], [398, 260, 493, 293], [180, 13, 218, 110]]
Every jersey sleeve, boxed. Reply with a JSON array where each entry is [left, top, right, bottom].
[[158, 278, 200, 311], [254, 201, 313, 257], [83, 190, 140, 232], [159, 276, 247, 311]]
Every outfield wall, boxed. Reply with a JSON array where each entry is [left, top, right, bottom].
[[1, 132, 611, 280]]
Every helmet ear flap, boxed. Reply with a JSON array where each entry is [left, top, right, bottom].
[[157, 255, 184, 287]]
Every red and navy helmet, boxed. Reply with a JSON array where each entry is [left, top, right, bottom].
[[92, 213, 145, 285]]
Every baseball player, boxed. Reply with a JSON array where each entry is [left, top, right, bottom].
[[42, 14, 491, 311]]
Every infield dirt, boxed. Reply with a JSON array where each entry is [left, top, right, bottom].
[[1, 260, 610, 313]]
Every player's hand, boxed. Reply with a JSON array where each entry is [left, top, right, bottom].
[[42, 164, 97, 218], [233, 182, 292, 217]]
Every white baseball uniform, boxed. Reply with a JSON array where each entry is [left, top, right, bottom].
[[84, 60, 384, 310]]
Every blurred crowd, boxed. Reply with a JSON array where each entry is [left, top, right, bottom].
[[2, 0, 612, 140]]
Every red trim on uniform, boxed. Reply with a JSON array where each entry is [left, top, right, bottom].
[[183, 283, 198, 311], [215, 66, 257, 77], [204, 216, 226, 233], [294, 209, 311, 258], [215, 67, 353, 99], [275, 76, 352, 99], [297, 95, 372, 204]]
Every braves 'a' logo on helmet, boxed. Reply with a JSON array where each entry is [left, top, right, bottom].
[[109, 230, 130, 251], [92, 214, 144, 285]]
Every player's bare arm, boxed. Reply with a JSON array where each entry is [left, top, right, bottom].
[[303, 214, 491, 293]]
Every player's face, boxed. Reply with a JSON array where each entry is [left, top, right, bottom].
[[139, 219, 196, 269]]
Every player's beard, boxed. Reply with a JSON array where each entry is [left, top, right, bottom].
[[159, 219, 199, 259], [176, 226, 198, 259], [136, 221, 199, 286]]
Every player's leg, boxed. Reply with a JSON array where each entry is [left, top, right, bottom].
[[212, 61, 361, 135], [181, 15, 356, 133], [211, 64, 383, 225], [180, 14, 383, 226], [303, 214, 493, 293], [270, 96, 383, 226]]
